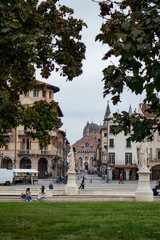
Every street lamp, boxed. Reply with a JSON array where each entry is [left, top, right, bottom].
[[64, 138, 67, 176], [13, 128, 17, 169]]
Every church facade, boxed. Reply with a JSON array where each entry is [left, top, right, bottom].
[[72, 122, 100, 172]]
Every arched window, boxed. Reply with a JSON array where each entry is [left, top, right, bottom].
[[78, 157, 83, 167], [80, 158, 82, 167]]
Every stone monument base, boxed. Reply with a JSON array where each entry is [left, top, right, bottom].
[[65, 170, 78, 195], [135, 168, 153, 202]]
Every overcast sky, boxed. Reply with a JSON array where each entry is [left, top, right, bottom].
[[37, 0, 143, 145]]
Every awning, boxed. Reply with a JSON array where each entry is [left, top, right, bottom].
[[13, 169, 38, 173]]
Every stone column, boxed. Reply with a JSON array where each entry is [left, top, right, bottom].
[[65, 170, 78, 195], [65, 147, 78, 195], [125, 169, 130, 180], [135, 142, 153, 202], [135, 169, 153, 202]]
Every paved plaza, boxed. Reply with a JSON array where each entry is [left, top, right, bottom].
[[0, 174, 157, 191]]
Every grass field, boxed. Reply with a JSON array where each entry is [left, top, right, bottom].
[[0, 202, 160, 240]]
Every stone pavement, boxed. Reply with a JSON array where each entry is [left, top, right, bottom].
[[0, 174, 157, 191], [0, 174, 159, 202]]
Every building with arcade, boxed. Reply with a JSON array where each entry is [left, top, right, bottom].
[[0, 81, 69, 178]]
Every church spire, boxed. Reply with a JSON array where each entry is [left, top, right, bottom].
[[104, 101, 111, 121], [86, 121, 90, 136], [128, 105, 132, 115]]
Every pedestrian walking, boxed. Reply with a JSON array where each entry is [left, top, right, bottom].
[[79, 176, 85, 189], [119, 173, 124, 184]]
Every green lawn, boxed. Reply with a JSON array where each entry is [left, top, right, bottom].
[[0, 202, 160, 240]]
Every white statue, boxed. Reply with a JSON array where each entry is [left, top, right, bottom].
[[137, 142, 150, 170], [67, 147, 75, 171]]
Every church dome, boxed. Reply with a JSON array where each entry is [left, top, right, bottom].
[[83, 122, 100, 133]]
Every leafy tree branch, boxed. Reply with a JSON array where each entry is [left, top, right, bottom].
[[96, 0, 160, 141], [0, 0, 86, 146]]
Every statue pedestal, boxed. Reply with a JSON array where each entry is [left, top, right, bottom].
[[65, 170, 78, 195], [135, 168, 153, 202]]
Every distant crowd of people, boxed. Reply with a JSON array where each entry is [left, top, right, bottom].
[[44, 171, 52, 179], [55, 175, 68, 184], [44, 171, 68, 184]]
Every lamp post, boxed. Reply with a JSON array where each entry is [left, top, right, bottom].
[[103, 118, 109, 175], [64, 138, 67, 176], [107, 120, 109, 171], [13, 128, 17, 169]]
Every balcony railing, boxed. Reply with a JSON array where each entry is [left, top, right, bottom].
[[18, 150, 55, 155], [18, 150, 30, 154]]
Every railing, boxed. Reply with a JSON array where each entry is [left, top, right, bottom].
[[18, 150, 30, 154], [18, 150, 55, 155]]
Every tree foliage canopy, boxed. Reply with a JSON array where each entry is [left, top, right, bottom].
[[0, 0, 86, 147], [96, 0, 160, 142]]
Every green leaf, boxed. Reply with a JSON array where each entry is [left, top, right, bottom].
[[121, 22, 130, 31]]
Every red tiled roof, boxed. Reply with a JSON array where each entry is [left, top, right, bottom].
[[36, 80, 60, 93]]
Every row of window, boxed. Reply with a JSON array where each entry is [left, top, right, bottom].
[[81, 144, 93, 148], [104, 139, 131, 149], [103, 125, 130, 136], [109, 153, 133, 165], [104, 128, 160, 141], [5, 138, 58, 152], [78, 150, 95, 154], [78, 157, 94, 167], [25, 90, 53, 99]]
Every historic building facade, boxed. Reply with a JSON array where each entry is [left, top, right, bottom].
[[0, 81, 69, 178], [100, 102, 138, 180], [73, 122, 100, 172]]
